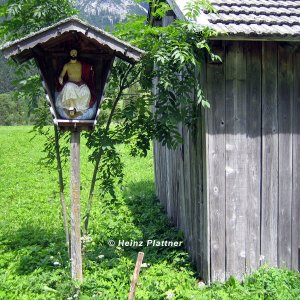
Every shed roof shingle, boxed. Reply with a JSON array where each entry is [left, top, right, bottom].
[[166, 0, 300, 40]]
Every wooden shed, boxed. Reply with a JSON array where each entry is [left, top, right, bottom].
[[1, 17, 143, 130], [152, 0, 300, 282]]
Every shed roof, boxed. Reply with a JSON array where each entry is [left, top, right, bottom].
[[0, 16, 144, 63], [166, 0, 300, 41]]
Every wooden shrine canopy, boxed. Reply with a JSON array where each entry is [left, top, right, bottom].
[[1, 17, 144, 130]]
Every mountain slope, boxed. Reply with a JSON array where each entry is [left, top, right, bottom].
[[75, 0, 148, 28]]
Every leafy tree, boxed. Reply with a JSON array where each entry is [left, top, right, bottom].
[[82, 0, 219, 231], [0, 0, 77, 40]]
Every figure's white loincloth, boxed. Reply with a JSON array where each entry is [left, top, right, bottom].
[[56, 82, 91, 112]]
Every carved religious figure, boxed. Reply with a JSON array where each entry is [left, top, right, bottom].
[[56, 49, 96, 119]]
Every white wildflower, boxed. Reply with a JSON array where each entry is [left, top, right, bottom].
[[166, 290, 174, 299], [81, 235, 93, 243], [259, 255, 265, 261], [53, 261, 60, 266]]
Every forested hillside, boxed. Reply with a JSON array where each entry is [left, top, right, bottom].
[[0, 57, 16, 93]]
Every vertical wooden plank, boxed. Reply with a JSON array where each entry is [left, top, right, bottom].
[[153, 141, 160, 200], [156, 142, 166, 209], [70, 130, 83, 282], [161, 145, 168, 210], [174, 146, 180, 225], [200, 59, 210, 282], [154, 142, 161, 204], [166, 147, 172, 219], [157, 144, 162, 206], [261, 41, 278, 267], [278, 43, 293, 268], [292, 50, 300, 270], [183, 125, 192, 252], [225, 41, 247, 280], [162, 15, 174, 27], [177, 122, 186, 231], [206, 43, 226, 282], [189, 126, 198, 264], [173, 144, 181, 227], [195, 113, 203, 274], [171, 147, 176, 223], [168, 147, 176, 223], [245, 41, 262, 273], [175, 141, 182, 228], [193, 101, 207, 280]]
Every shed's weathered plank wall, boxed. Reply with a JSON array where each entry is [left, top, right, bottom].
[[153, 123, 207, 279], [154, 40, 300, 283], [208, 41, 300, 281]]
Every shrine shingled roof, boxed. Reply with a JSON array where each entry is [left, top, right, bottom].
[[166, 0, 300, 40], [0, 16, 144, 63]]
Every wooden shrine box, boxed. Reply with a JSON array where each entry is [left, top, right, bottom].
[[1, 17, 144, 130]]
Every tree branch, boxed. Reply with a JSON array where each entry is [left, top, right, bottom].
[[83, 64, 135, 234]]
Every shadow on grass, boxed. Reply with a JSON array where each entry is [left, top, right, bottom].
[[123, 180, 190, 266], [84, 179, 193, 272], [0, 225, 68, 275]]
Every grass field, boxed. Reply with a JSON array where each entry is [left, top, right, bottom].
[[0, 126, 300, 300]]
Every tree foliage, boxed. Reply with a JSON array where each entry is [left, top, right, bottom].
[[0, 0, 77, 41], [113, 0, 219, 146], [82, 0, 220, 231]]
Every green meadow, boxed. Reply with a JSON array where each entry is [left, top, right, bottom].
[[0, 126, 300, 300]]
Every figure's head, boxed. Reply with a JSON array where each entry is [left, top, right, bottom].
[[70, 49, 78, 59]]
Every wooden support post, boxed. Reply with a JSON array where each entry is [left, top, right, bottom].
[[298, 246, 300, 272], [128, 252, 144, 300], [70, 130, 83, 282]]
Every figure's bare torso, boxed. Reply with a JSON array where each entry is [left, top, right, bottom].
[[65, 61, 82, 82], [59, 59, 83, 85]]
